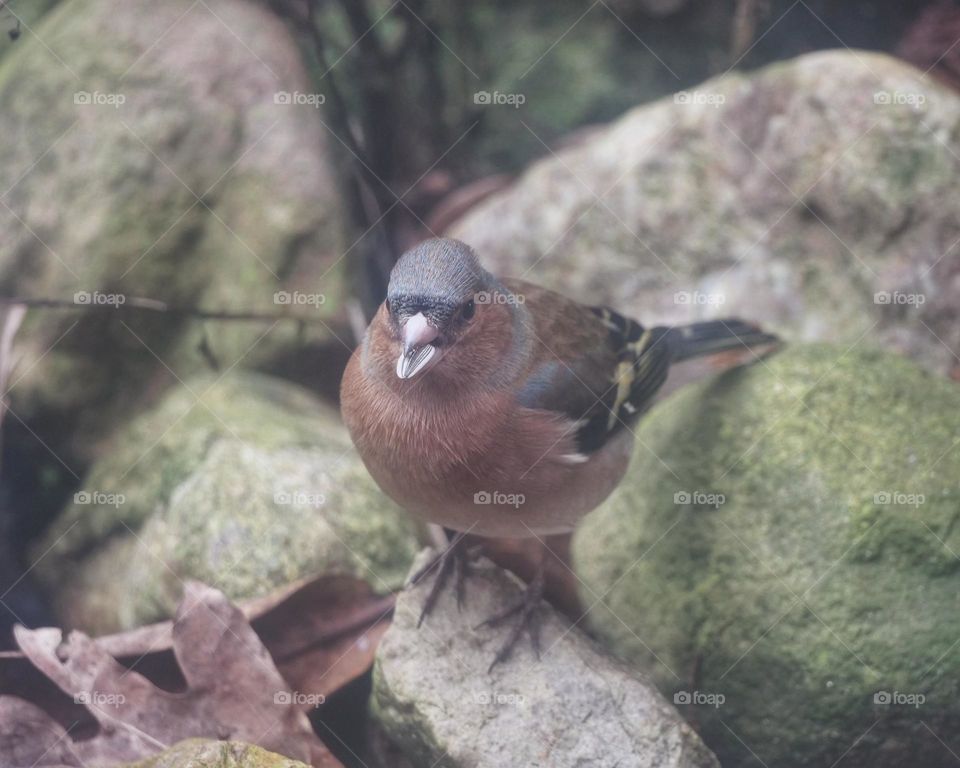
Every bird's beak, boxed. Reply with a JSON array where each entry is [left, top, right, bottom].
[[396, 312, 440, 379]]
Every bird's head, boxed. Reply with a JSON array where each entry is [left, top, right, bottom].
[[373, 238, 521, 383]]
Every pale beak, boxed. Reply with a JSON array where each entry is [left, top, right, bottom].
[[396, 312, 440, 379]]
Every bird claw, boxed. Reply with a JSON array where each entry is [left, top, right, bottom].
[[411, 532, 472, 627], [478, 567, 545, 672], [412, 536, 547, 672]]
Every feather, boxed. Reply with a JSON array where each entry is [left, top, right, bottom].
[[510, 287, 775, 455]]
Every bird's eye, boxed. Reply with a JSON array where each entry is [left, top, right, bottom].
[[461, 299, 475, 320]]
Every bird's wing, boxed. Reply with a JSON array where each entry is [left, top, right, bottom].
[[504, 279, 672, 455]]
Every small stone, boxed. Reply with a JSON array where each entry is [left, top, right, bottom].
[[122, 738, 311, 767]]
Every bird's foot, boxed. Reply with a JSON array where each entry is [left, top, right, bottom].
[[410, 531, 474, 627], [476, 565, 545, 672]]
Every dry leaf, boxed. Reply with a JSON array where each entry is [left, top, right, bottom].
[[89, 574, 395, 709], [0, 696, 84, 768], [2, 583, 342, 767]]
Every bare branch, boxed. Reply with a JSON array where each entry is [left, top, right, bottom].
[[0, 296, 335, 326]]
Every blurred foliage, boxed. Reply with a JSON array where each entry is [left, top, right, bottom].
[[285, 0, 923, 186], [294, 0, 733, 182], [256, 0, 931, 302]]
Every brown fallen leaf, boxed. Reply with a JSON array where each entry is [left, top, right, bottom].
[[0, 696, 84, 768], [3, 583, 343, 767], [249, 575, 393, 703], [86, 574, 395, 711]]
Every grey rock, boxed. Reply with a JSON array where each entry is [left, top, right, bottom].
[[372, 550, 719, 768], [449, 51, 960, 378]]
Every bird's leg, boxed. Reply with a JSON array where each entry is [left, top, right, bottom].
[[477, 543, 546, 672], [411, 528, 473, 627]]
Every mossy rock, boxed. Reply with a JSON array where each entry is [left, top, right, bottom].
[[0, 0, 61, 62], [573, 343, 960, 767], [0, 0, 350, 461], [34, 372, 423, 634], [124, 739, 310, 768]]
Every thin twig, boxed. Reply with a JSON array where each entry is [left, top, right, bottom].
[[0, 296, 334, 326]]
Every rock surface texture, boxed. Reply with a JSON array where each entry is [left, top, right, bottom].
[[373, 551, 719, 768], [0, 0, 349, 458], [450, 51, 960, 379], [574, 344, 960, 767], [34, 373, 422, 634], [123, 739, 314, 768]]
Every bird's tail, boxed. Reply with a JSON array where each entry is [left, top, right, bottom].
[[664, 318, 780, 362]]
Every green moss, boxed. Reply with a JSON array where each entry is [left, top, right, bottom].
[[43, 372, 332, 556], [0, 0, 349, 460], [125, 739, 310, 767], [574, 343, 960, 767], [36, 373, 423, 633]]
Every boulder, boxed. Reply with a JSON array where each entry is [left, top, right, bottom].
[[449, 51, 960, 379], [33, 372, 423, 634], [372, 550, 719, 768], [0, 0, 350, 459], [573, 344, 960, 767]]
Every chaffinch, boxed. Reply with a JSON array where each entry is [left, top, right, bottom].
[[341, 237, 777, 666]]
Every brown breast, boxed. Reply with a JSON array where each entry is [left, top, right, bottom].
[[341, 348, 633, 538]]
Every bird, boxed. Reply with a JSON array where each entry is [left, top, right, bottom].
[[340, 237, 778, 668]]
